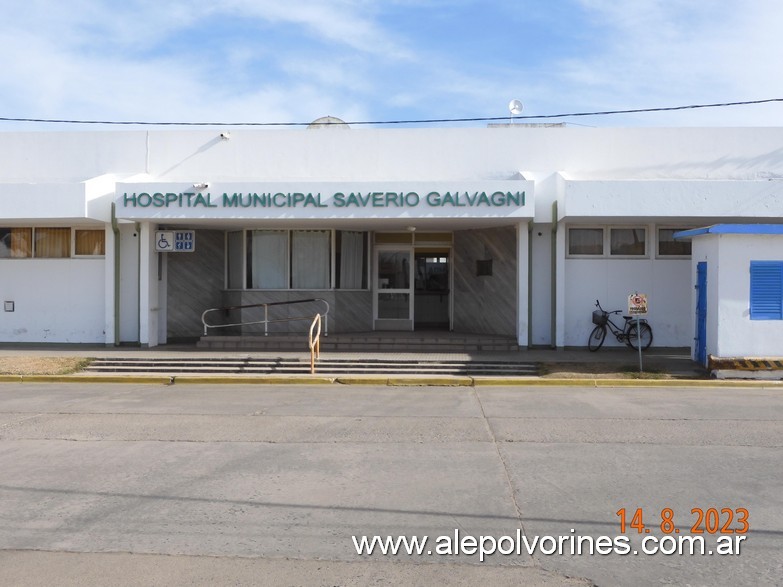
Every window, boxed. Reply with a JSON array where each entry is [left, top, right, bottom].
[[34, 228, 70, 258], [568, 228, 604, 256], [75, 229, 105, 256], [248, 230, 288, 289], [610, 228, 646, 256], [568, 226, 650, 258], [336, 230, 368, 289], [750, 261, 783, 320], [291, 230, 330, 289], [241, 229, 365, 290], [1, 227, 106, 258], [658, 228, 692, 257], [0, 228, 32, 258]]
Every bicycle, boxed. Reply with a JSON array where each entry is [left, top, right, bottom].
[[588, 300, 653, 352]]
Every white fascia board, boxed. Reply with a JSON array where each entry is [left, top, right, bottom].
[[0, 182, 88, 221], [561, 179, 783, 220]]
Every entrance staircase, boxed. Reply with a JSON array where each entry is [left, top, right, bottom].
[[85, 332, 536, 377], [84, 356, 539, 377]]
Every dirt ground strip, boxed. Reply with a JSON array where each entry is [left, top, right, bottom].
[[0, 357, 90, 376], [538, 361, 678, 380]]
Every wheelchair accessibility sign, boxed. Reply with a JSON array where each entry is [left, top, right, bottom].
[[155, 230, 195, 252]]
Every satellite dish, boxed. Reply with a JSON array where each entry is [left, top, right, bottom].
[[508, 99, 524, 116], [307, 116, 350, 129]]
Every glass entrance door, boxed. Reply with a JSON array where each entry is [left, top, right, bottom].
[[374, 248, 413, 330], [414, 252, 450, 330]]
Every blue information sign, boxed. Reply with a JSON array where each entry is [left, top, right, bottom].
[[156, 230, 196, 252]]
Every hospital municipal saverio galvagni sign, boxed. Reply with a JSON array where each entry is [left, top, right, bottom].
[[121, 189, 526, 210]]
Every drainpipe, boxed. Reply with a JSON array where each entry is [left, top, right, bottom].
[[527, 221, 533, 349], [136, 222, 141, 345], [550, 201, 558, 349], [110, 203, 120, 346]]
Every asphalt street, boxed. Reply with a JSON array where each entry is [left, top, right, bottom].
[[0, 382, 781, 586]]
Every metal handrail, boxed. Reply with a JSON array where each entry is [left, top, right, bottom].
[[308, 313, 322, 374], [201, 298, 330, 337]]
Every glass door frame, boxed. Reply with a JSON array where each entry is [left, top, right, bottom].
[[373, 244, 414, 331]]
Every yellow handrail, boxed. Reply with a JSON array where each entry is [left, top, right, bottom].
[[308, 313, 322, 374]]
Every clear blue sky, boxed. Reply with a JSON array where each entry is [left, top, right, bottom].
[[1, 0, 782, 128]]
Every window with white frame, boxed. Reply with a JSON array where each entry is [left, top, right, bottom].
[[74, 229, 106, 256], [657, 228, 692, 257], [248, 230, 289, 289], [336, 230, 368, 289], [568, 226, 648, 258], [610, 227, 646, 256], [291, 230, 330, 289], [0, 227, 104, 258], [0, 227, 32, 258], [568, 227, 604, 256]]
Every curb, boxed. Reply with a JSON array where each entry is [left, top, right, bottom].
[[1, 374, 781, 387], [174, 376, 336, 385]]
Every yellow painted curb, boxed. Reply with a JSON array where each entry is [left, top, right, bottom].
[[386, 377, 475, 387], [20, 375, 174, 384], [174, 376, 335, 385], [335, 377, 393, 386], [0, 375, 23, 383], [474, 377, 596, 386], [593, 378, 783, 388]]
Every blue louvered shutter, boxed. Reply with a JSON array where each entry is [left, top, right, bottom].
[[750, 261, 783, 320]]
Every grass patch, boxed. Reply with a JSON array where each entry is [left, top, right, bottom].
[[619, 367, 667, 379], [0, 357, 92, 376]]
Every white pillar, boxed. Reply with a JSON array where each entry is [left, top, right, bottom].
[[138, 222, 159, 347]]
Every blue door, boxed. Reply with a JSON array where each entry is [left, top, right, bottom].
[[695, 262, 707, 365]]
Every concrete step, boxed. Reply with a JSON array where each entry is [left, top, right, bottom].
[[85, 357, 538, 376], [196, 335, 520, 353]]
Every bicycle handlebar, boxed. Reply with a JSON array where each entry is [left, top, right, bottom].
[[595, 300, 621, 315]]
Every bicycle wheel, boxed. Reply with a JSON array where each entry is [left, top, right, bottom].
[[627, 322, 653, 350], [588, 325, 606, 352]]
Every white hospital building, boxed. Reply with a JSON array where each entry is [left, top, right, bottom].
[[1, 125, 782, 365]]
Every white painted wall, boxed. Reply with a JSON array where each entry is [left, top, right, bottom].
[[563, 257, 692, 348], [0, 259, 105, 342]]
